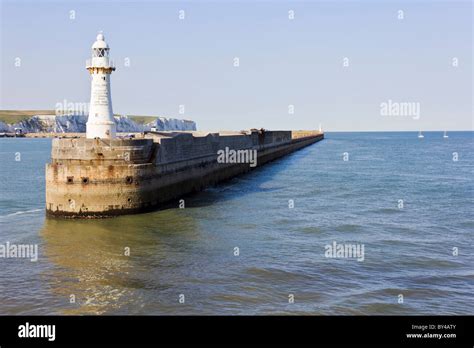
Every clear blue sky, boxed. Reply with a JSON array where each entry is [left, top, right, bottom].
[[0, 0, 472, 131]]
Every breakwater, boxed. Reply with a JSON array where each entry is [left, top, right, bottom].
[[45, 129, 323, 218]]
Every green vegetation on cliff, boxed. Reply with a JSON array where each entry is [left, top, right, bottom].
[[127, 115, 159, 124], [0, 110, 55, 124]]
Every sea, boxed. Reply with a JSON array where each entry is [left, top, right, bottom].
[[0, 132, 472, 315]]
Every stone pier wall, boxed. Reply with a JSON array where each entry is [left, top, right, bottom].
[[45, 130, 323, 218]]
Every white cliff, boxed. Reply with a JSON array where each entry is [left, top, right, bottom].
[[0, 121, 10, 132], [0, 114, 196, 133]]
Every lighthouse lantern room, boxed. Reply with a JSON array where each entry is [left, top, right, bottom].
[[86, 32, 116, 139]]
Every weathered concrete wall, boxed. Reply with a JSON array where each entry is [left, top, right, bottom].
[[149, 130, 292, 164], [50, 138, 155, 164], [46, 130, 323, 218]]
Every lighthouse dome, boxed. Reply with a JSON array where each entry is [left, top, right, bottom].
[[92, 33, 109, 49]]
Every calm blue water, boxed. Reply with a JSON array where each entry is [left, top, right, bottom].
[[0, 132, 473, 315]]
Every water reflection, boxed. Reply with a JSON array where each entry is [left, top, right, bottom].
[[40, 209, 199, 314]]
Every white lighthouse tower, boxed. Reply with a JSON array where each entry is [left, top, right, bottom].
[[86, 32, 116, 139]]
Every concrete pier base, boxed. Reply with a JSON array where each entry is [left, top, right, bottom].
[[45, 130, 323, 218]]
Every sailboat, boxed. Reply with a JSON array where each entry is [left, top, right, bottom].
[[418, 131, 424, 139], [443, 131, 449, 139]]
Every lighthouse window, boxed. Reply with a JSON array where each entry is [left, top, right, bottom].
[[103, 77, 106, 81], [93, 48, 106, 57]]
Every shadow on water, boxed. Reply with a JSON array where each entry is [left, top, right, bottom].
[[40, 208, 200, 314], [183, 143, 319, 208]]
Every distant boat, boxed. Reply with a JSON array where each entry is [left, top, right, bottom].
[[443, 131, 449, 139], [418, 131, 424, 139]]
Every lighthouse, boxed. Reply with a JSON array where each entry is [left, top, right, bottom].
[[86, 32, 116, 139]]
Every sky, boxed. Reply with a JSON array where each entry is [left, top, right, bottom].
[[0, 0, 472, 131]]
